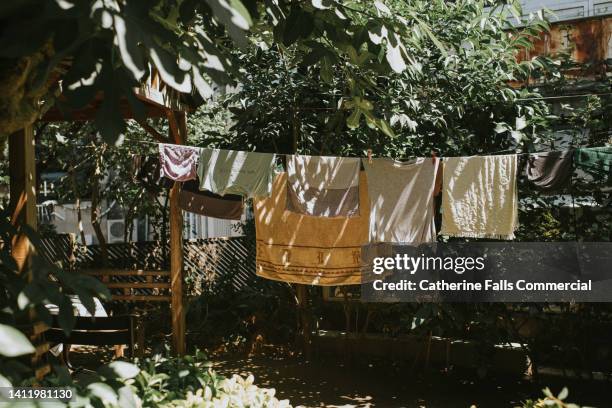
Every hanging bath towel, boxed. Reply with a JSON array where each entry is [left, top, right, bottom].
[[286, 154, 361, 217], [254, 172, 370, 286], [158, 144, 201, 181], [524, 150, 574, 193], [363, 157, 439, 244], [574, 147, 612, 190], [179, 180, 244, 220], [198, 148, 276, 198], [441, 154, 518, 240]]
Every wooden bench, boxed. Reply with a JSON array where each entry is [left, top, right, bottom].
[[45, 315, 137, 367]]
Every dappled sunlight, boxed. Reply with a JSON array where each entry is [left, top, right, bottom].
[[253, 172, 368, 286]]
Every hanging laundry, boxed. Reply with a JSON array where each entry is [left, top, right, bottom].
[[440, 154, 518, 240], [574, 147, 612, 190], [524, 150, 574, 193], [198, 148, 276, 198], [363, 157, 440, 244], [158, 143, 200, 181], [179, 180, 244, 220], [286, 154, 361, 217], [254, 172, 370, 286], [132, 154, 174, 192]]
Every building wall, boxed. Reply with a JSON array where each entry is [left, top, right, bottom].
[[520, 0, 612, 21], [40, 199, 244, 243], [517, 15, 612, 82]]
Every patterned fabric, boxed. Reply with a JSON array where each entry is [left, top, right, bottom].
[[159, 143, 200, 181], [286, 155, 361, 217], [363, 157, 439, 244], [198, 148, 276, 198], [254, 172, 370, 286], [524, 150, 573, 193], [441, 154, 518, 240]]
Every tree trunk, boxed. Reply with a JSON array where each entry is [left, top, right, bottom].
[[69, 168, 87, 245], [90, 152, 108, 265]]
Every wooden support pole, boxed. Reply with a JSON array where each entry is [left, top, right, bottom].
[[168, 110, 186, 355], [9, 126, 49, 381], [9, 126, 37, 270]]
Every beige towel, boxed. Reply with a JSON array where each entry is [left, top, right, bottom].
[[286, 155, 361, 217], [441, 155, 518, 240], [254, 172, 370, 286]]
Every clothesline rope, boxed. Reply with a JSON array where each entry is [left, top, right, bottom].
[[122, 138, 611, 160]]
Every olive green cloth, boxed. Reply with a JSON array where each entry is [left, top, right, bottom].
[[574, 147, 612, 190], [198, 148, 276, 198]]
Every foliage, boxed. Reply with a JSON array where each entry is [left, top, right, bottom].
[[133, 349, 291, 407], [35, 120, 167, 247], [222, 0, 553, 157], [0, 210, 110, 384], [33, 349, 289, 408], [0, 0, 445, 141], [520, 387, 589, 408], [187, 267, 296, 350]]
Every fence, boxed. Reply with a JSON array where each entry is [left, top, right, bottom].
[[39, 234, 257, 300]]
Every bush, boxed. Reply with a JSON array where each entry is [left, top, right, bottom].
[[1, 348, 291, 407], [520, 387, 588, 408]]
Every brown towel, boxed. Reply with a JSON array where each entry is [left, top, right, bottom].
[[525, 150, 573, 193], [254, 172, 370, 286], [179, 180, 244, 220]]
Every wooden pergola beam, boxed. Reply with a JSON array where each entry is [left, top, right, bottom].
[[168, 109, 187, 355], [9, 126, 37, 271]]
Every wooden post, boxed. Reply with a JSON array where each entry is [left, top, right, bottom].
[[9, 126, 49, 380], [168, 111, 186, 355], [9, 126, 37, 270]]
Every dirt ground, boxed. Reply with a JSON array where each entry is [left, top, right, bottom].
[[212, 354, 610, 408], [69, 347, 609, 408]]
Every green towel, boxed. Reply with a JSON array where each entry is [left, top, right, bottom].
[[574, 147, 612, 190], [198, 148, 277, 198]]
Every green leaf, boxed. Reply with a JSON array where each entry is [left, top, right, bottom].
[[147, 41, 192, 93], [87, 382, 118, 405], [113, 12, 146, 80], [118, 385, 138, 408], [320, 56, 333, 83], [386, 45, 406, 73], [557, 387, 568, 400], [205, 0, 251, 47], [346, 108, 362, 129], [58, 296, 76, 336], [283, 8, 314, 46], [95, 94, 126, 143], [99, 361, 140, 380], [0, 324, 35, 357], [374, 1, 391, 15], [0, 374, 12, 387], [311, 0, 331, 10]]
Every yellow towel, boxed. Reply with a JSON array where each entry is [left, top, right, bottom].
[[254, 172, 370, 285], [441, 155, 518, 240]]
